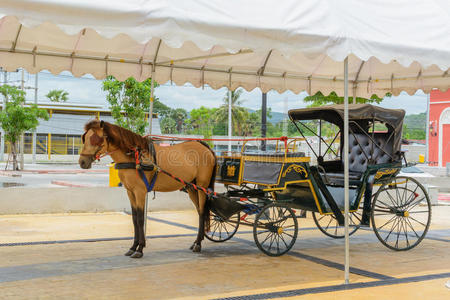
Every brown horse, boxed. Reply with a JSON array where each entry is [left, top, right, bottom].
[[78, 120, 216, 258]]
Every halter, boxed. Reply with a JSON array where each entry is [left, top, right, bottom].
[[79, 135, 117, 161]]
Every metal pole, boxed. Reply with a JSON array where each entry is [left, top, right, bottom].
[[352, 85, 357, 104], [261, 92, 267, 151], [425, 93, 430, 163], [148, 71, 155, 135], [228, 89, 232, 152], [0, 69, 6, 161], [282, 97, 288, 136], [344, 57, 350, 285], [32, 72, 38, 164], [47, 133, 51, 160], [20, 69, 24, 170], [144, 71, 155, 241]]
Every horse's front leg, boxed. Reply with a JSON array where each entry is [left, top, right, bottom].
[[124, 190, 139, 256], [130, 190, 147, 258]]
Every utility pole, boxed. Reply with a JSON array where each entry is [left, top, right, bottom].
[[20, 69, 25, 170], [261, 92, 267, 151], [32, 72, 38, 164]]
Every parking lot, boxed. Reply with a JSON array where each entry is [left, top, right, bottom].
[[0, 207, 449, 299]]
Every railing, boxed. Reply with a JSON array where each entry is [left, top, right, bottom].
[[2, 134, 83, 156]]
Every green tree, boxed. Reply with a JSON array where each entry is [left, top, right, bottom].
[[0, 85, 49, 170], [160, 117, 177, 134], [103, 76, 166, 135], [169, 108, 188, 133], [189, 106, 215, 136], [304, 91, 389, 107], [213, 89, 249, 136], [241, 110, 259, 136], [45, 89, 69, 102]]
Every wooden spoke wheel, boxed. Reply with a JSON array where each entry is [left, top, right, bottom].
[[371, 176, 431, 251], [205, 211, 240, 242], [312, 210, 361, 239], [253, 203, 298, 256]]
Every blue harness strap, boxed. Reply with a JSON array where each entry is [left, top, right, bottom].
[[138, 169, 158, 193]]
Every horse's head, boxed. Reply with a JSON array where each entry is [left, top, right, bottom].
[[79, 120, 107, 169]]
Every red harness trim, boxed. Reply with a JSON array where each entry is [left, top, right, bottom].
[[95, 149, 118, 161]]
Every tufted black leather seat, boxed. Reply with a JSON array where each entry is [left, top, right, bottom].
[[322, 132, 394, 186]]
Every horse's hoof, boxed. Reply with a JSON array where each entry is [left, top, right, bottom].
[[130, 251, 143, 258], [192, 244, 201, 253], [124, 249, 135, 256], [189, 243, 195, 250]]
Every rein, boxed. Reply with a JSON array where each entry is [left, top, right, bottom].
[[81, 133, 215, 197], [79, 149, 118, 161]]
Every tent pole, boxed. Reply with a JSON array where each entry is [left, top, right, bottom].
[[0, 69, 6, 162], [228, 89, 232, 152], [344, 56, 350, 284], [149, 70, 155, 135], [32, 72, 38, 164], [425, 93, 430, 162], [145, 70, 155, 242]]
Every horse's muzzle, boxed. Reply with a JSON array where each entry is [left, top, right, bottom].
[[79, 156, 93, 169]]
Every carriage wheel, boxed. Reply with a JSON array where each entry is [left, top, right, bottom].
[[205, 211, 240, 242], [371, 176, 431, 251], [253, 203, 298, 256], [312, 210, 361, 239]]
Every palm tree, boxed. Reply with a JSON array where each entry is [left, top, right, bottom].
[[213, 89, 248, 136], [46, 89, 69, 102], [169, 108, 188, 133]]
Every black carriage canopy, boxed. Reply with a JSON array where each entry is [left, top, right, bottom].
[[288, 104, 406, 158]]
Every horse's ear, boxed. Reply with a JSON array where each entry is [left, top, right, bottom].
[[100, 120, 104, 128]]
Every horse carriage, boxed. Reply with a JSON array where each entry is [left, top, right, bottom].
[[207, 104, 432, 256]]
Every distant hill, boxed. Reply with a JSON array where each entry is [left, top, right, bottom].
[[247, 109, 287, 124], [189, 107, 426, 128], [266, 111, 427, 128], [404, 112, 426, 130]]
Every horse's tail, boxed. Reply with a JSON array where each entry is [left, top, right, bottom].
[[197, 140, 217, 233]]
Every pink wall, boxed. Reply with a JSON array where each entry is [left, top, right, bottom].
[[429, 90, 450, 166]]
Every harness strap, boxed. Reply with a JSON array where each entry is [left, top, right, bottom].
[[115, 162, 154, 171], [137, 168, 158, 193]]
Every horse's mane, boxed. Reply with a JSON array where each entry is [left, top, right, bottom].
[[84, 120, 149, 152]]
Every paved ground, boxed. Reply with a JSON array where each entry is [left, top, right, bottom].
[[0, 207, 449, 299]]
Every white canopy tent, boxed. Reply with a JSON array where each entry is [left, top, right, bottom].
[[1, 0, 449, 96], [1, 0, 449, 284]]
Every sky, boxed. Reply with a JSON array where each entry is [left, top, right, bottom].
[[9, 70, 428, 115]]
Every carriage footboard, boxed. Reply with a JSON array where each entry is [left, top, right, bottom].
[[209, 193, 245, 220], [310, 167, 345, 225]]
